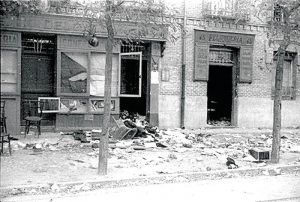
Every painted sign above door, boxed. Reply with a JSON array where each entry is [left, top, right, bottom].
[[1, 14, 167, 40], [194, 30, 255, 83], [195, 30, 254, 46]]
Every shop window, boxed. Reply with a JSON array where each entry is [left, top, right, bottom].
[[90, 53, 119, 96], [60, 98, 88, 113], [90, 53, 105, 96], [1, 49, 18, 93], [271, 52, 296, 100], [61, 52, 88, 94]]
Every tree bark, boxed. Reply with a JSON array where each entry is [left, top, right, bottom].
[[271, 46, 285, 163], [98, 0, 114, 175], [270, 0, 299, 163]]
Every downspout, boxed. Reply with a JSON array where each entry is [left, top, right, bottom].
[[180, 0, 186, 129]]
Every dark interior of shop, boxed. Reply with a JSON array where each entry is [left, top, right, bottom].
[[207, 65, 232, 125], [120, 60, 148, 116]]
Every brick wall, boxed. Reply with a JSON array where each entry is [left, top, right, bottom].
[[159, 0, 300, 128]]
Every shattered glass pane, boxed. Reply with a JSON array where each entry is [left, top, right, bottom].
[[61, 52, 88, 93]]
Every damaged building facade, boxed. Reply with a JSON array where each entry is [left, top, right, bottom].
[[159, 0, 300, 129], [1, 1, 164, 135], [1, 0, 300, 135]]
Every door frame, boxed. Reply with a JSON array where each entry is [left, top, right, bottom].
[[207, 46, 238, 126], [118, 52, 142, 97]]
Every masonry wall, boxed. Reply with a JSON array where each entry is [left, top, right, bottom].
[[159, 0, 300, 129]]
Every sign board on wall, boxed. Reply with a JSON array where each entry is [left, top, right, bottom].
[[1, 31, 20, 47], [194, 30, 255, 83], [1, 15, 167, 41], [240, 47, 254, 83], [194, 44, 209, 81], [195, 30, 254, 46]]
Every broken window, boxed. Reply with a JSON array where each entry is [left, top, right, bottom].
[[61, 52, 88, 94]]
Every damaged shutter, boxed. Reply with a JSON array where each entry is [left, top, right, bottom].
[[194, 44, 209, 81], [239, 46, 253, 83]]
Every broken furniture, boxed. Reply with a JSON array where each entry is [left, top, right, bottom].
[[23, 100, 44, 137], [109, 116, 137, 140], [249, 148, 270, 161], [0, 101, 11, 155], [0, 100, 7, 133], [0, 133, 11, 155]]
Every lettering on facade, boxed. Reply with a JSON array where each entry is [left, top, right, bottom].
[[1, 32, 18, 46], [60, 38, 86, 49], [195, 30, 254, 46], [58, 35, 108, 51], [1, 15, 166, 40]]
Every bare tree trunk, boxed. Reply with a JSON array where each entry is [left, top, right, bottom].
[[270, 1, 299, 164], [271, 46, 285, 163], [98, 0, 114, 175]]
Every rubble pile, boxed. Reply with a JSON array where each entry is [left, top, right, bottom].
[[8, 122, 300, 172]]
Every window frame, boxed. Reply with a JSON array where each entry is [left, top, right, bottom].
[[271, 52, 297, 100], [0, 47, 21, 96], [118, 52, 142, 97], [57, 50, 90, 97]]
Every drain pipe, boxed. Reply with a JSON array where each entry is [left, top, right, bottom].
[[180, 0, 186, 129]]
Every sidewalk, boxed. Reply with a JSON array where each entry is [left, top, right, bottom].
[[1, 128, 300, 197]]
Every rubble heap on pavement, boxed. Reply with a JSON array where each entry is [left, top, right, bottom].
[[6, 125, 300, 170]]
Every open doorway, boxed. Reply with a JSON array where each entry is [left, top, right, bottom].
[[120, 60, 148, 116], [119, 42, 150, 120], [207, 65, 232, 126]]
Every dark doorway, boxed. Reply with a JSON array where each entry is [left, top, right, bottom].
[[207, 65, 232, 126], [21, 34, 56, 126], [120, 60, 148, 116]]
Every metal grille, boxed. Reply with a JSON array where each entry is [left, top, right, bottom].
[[209, 48, 233, 64], [22, 35, 55, 54], [121, 42, 145, 53]]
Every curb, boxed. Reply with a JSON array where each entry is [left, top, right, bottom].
[[1, 164, 300, 198]]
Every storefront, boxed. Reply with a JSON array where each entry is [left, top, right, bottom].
[[1, 14, 163, 134], [193, 30, 255, 126]]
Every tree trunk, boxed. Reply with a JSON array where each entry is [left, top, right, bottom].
[[270, 1, 299, 164], [271, 46, 285, 163], [271, 38, 290, 163], [98, 0, 114, 175]]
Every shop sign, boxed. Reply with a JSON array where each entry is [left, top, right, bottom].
[[195, 30, 254, 46], [1, 32, 19, 47], [1, 15, 167, 40]]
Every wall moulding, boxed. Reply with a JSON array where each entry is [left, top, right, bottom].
[[186, 18, 268, 33]]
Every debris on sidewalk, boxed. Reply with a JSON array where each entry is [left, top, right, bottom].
[[73, 130, 91, 143], [249, 148, 270, 161], [2, 126, 300, 191], [226, 157, 239, 169]]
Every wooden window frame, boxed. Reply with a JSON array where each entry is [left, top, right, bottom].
[[118, 52, 142, 97], [57, 50, 90, 97], [0, 47, 21, 96], [271, 52, 297, 100]]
